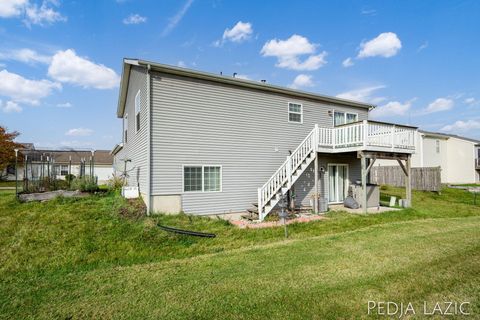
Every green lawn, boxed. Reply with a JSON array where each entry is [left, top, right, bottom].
[[0, 187, 479, 319], [0, 180, 16, 187]]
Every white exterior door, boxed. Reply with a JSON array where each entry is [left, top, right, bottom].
[[328, 164, 349, 203]]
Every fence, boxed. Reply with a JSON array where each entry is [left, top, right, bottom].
[[371, 166, 442, 192]]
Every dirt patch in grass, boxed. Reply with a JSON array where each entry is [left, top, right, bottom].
[[118, 197, 147, 220]]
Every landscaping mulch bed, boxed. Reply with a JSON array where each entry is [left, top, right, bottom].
[[231, 214, 326, 229]]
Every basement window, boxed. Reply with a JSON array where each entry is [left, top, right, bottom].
[[135, 90, 141, 132], [183, 165, 222, 192], [288, 103, 303, 123]]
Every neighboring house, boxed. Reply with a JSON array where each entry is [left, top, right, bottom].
[[112, 59, 417, 219], [376, 130, 480, 184], [475, 143, 480, 182], [2, 145, 114, 184]]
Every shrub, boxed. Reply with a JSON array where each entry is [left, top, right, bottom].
[[107, 174, 124, 191], [71, 175, 99, 192], [65, 174, 76, 184]]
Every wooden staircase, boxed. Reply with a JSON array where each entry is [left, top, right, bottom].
[[256, 126, 318, 221]]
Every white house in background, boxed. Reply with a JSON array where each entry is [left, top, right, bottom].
[[476, 143, 480, 181], [2, 145, 114, 184], [376, 130, 480, 184]]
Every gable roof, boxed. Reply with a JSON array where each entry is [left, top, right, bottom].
[[116, 58, 375, 118], [21, 149, 113, 165], [420, 130, 480, 144]]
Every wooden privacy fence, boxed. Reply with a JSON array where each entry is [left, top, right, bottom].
[[371, 166, 441, 192]]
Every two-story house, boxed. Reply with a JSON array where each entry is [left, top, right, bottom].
[[112, 59, 417, 220]]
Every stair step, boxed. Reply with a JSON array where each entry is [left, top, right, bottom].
[[247, 208, 258, 214], [242, 212, 259, 221], [252, 203, 258, 207]]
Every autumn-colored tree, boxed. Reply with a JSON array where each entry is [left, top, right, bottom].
[[0, 126, 23, 179]]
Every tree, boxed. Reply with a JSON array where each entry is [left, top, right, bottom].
[[0, 126, 23, 180]]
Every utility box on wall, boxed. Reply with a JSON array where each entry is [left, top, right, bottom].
[[350, 184, 380, 208]]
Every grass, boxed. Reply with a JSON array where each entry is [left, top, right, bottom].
[[0, 186, 479, 319], [0, 180, 16, 187]]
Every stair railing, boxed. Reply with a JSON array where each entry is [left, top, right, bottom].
[[258, 125, 318, 220]]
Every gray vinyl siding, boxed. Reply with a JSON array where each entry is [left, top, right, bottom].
[[121, 66, 149, 195], [294, 152, 361, 207], [150, 72, 367, 215]]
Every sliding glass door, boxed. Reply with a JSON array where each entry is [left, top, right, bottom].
[[328, 164, 349, 203]]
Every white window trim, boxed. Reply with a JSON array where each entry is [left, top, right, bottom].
[[327, 163, 350, 204], [332, 110, 359, 126], [182, 165, 223, 193], [135, 90, 141, 133], [288, 102, 303, 124], [60, 164, 69, 176]]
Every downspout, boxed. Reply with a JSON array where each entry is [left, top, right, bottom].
[[146, 64, 152, 215]]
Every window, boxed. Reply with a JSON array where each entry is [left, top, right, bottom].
[[436, 140, 440, 153], [333, 111, 358, 126], [204, 166, 221, 191], [288, 103, 303, 123], [124, 114, 128, 143], [135, 90, 141, 132], [60, 165, 68, 176], [183, 165, 222, 192]]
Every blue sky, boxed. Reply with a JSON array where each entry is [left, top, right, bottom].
[[1, 0, 479, 150]]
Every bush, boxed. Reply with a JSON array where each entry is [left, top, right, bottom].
[[65, 174, 76, 183], [71, 175, 99, 192], [107, 174, 124, 191]]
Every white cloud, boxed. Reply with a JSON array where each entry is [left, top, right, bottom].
[[56, 102, 72, 108], [440, 119, 480, 132], [235, 74, 250, 80], [217, 21, 253, 45], [177, 60, 187, 68], [65, 127, 94, 137], [161, 0, 193, 37], [0, 0, 27, 18], [123, 13, 147, 25], [261, 34, 327, 71], [0, 69, 61, 105], [0, 48, 51, 64], [424, 98, 454, 114], [417, 41, 428, 52], [370, 100, 413, 118], [342, 57, 354, 67], [361, 9, 377, 16], [464, 97, 478, 106], [0, 0, 66, 26], [357, 32, 402, 58], [48, 49, 120, 89], [336, 85, 386, 104], [289, 74, 314, 89], [1, 100, 23, 113], [24, 0, 66, 26]]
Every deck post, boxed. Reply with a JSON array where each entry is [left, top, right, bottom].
[[257, 188, 263, 220], [314, 151, 319, 214], [405, 154, 412, 207], [360, 152, 367, 213]]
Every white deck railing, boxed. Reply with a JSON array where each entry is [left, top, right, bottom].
[[318, 120, 416, 151], [257, 121, 416, 220]]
